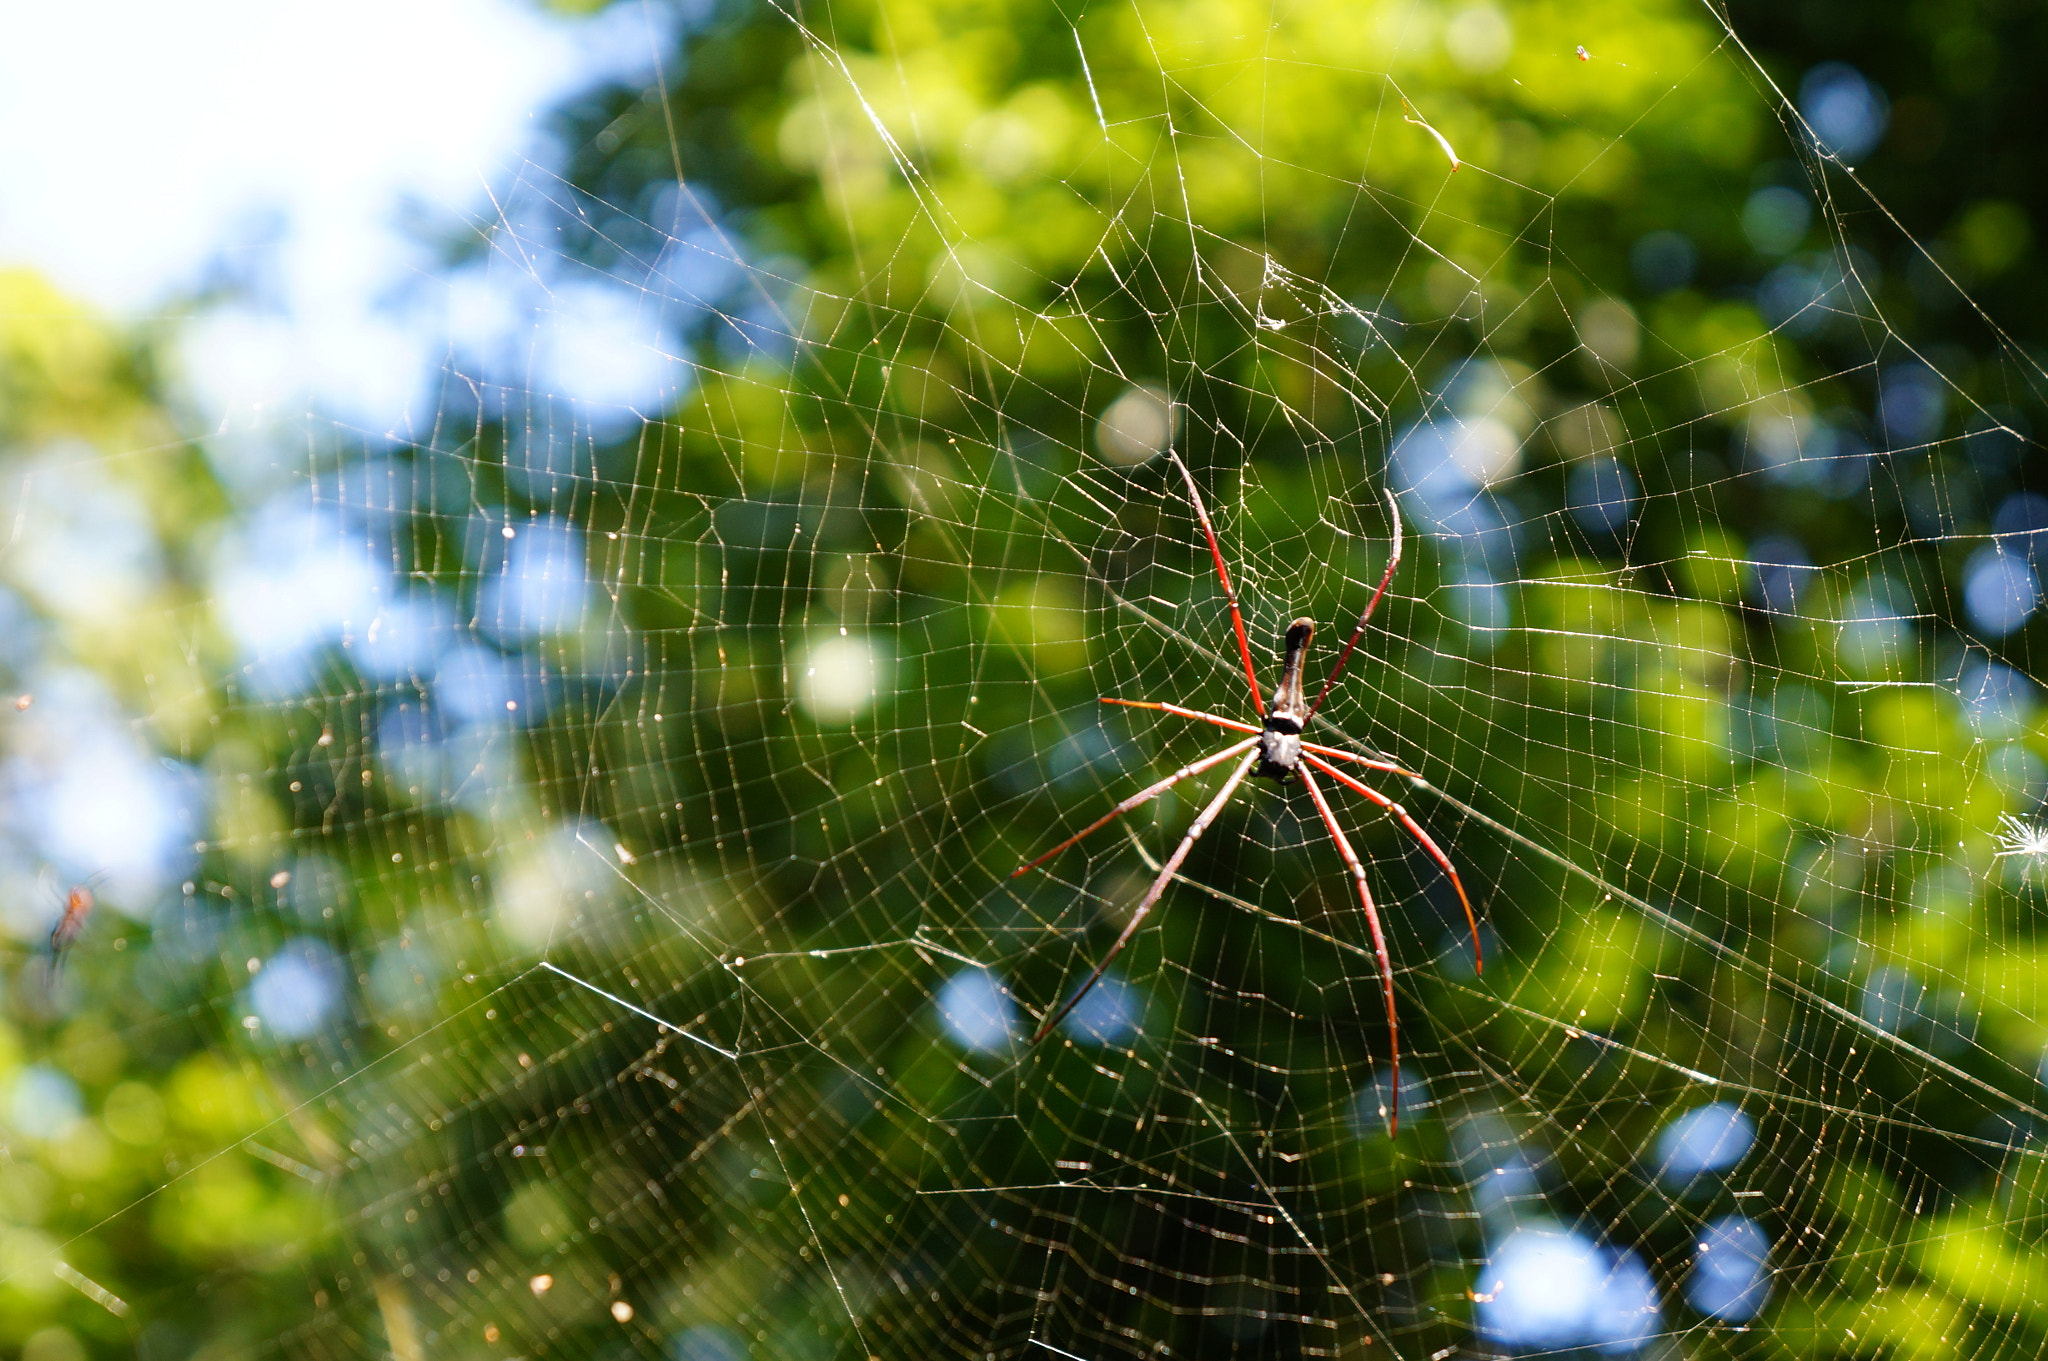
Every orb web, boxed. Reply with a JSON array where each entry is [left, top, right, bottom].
[[8, 5, 2048, 1361]]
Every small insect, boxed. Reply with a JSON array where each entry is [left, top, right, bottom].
[[1013, 456, 1480, 1134], [47, 878, 100, 977], [1576, 44, 1592, 60], [1994, 814, 2048, 873]]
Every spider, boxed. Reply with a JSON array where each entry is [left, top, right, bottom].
[[1013, 455, 1480, 1132], [46, 873, 102, 979]]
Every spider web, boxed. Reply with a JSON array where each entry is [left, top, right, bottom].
[[12, 3, 2048, 1360]]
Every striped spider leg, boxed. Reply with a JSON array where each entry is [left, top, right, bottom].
[[1012, 454, 1480, 1134]]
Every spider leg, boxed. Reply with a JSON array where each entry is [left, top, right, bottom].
[[1298, 739, 1415, 779], [1168, 454, 1265, 712], [1307, 487, 1403, 717], [1011, 736, 1260, 879], [1101, 697, 1260, 736], [1297, 762, 1402, 1138], [1031, 748, 1261, 1044], [1303, 753, 1481, 975]]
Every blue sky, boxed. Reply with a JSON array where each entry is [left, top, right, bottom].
[[0, 0, 685, 440], [0, 0, 699, 944]]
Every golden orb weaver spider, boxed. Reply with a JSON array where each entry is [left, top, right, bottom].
[[1013, 455, 1481, 1134]]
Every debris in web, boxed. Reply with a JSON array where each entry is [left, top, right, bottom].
[[1993, 812, 2048, 877], [1400, 96, 1461, 172]]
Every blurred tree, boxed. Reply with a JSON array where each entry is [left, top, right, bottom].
[[11, 1, 2048, 1358], [0, 274, 337, 1361]]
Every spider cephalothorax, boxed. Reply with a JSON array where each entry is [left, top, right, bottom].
[[1011, 455, 1480, 1135]]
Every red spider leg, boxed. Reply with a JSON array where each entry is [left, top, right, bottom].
[[1307, 487, 1403, 718], [1031, 748, 1262, 1044], [1297, 762, 1402, 1137], [1010, 735, 1260, 879], [1297, 739, 1415, 779], [1168, 454, 1264, 712], [1302, 753, 1481, 975], [1101, 697, 1259, 736]]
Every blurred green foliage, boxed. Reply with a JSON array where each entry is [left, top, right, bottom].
[[7, 2, 2048, 1360], [0, 273, 328, 1361]]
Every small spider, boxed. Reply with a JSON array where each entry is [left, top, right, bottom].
[[1012, 455, 1480, 1133], [46, 876, 101, 978], [1994, 814, 2048, 871]]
